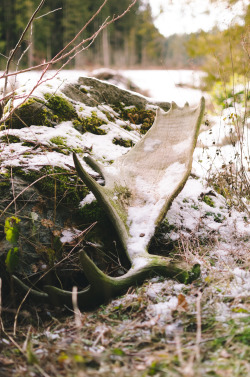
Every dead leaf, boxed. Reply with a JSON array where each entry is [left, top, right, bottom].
[[0, 356, 14, 366], [41, 219, 54, 228], [177, 294, 188, 311]]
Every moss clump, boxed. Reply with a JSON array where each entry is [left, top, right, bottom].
[[112, 137, 135, 148], [79, 201, 107, 224], [0, 135, 21, 143], [111, 103, 155, 134], [22, 141, 36, 147], [7, 98, 60, 129], [50, 136, 67, 147], [12, 166, 88, 206], [0, 173, 11, 197], [203, 195, 215, 207], [102, 110, 115, 122], [205, 212, 224, 223], [49, 136, 83, 154], [80, 87, 88, 94], [73, 112, 107, 135], [44, 94, 77, 121]]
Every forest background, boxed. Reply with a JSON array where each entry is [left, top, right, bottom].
[[1, 0, 248, 89], [0, 0, 249, 91]]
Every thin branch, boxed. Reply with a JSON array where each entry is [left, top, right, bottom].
[[195, 291, 202, 361], [0, 0, 137, 125], [35, 7, 62, 20], [3, 0, 46, 94], [0, 0, 137, 80]]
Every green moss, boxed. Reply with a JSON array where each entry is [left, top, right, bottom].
[[20, 99, 56, 127], [50, 136, 67, 147], [49, 136, 83, 155], [12, 166, 88, 206], [102, 110, 115, 122], [7, 98, 57, 129], [22, 141, 36, 147], [73, 112, 107, 135], [111, 103, 155, 134], [80, 87, 88, 94], [205, 212, 225, 223], [79, 201, 106, 223], [112, 137, 135, 148], [0, 174, 11, 197], [203, 195, 215, 207], [44, 93, 77, 121], [0, 135, 21, 143]]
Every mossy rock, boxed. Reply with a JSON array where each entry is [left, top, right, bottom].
[[12, 165, 88, 206], [63, 76, 171, 111], [110, 103, 155, 134], [6, 98, 58, 129], [44, 93, 78, 121], [0, 135, 21, 143], [112, 137, 135, 148], [0, 172, 11, 198], [0, 174, 83, 285], [73, 112, 107, 135]]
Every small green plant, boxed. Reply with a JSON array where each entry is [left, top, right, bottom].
[[4, 216, 20, 243], [50, 136, 67, 147], [203, 195, 215, 207], [44, 93, 78, 121], [73, 111, 107, 135], [4, 216, 21, 273], [112, 137, 135, 148], [0, 135, 21, 143]]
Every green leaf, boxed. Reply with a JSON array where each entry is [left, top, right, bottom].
[[189, 264, 201, 283], [4, 216, 21, 244], [112, 348, 125, 356], [27, 342, 39, 365], [5, 247, 19, 274]]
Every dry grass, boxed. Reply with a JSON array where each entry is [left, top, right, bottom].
[[1, 229, 249, 377]]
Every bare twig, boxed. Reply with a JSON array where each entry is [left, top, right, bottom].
[[1, 0, 137, 80], [0, 0, 137, 125], [195, 291, 202, 361], [35, 8, 62, 20], [72, 286, 82, 329], [0, 278, 2, 333], [3, 0, 46, 94]]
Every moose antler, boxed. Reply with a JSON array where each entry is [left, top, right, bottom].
[[14, 98, 205, 309]]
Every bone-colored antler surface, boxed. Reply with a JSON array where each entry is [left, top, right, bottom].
[[15, 97, 205, 309], [74, 98, 205, 265]]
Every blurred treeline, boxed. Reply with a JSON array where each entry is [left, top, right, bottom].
[[0, 0, 248, 90], [187, 1, 249, 89], [0, 0, 200, 70]]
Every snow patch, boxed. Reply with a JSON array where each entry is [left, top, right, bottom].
[[60, 228, 82, 243], [143, 138, 161, 152]]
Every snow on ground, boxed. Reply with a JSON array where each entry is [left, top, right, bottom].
[[1, 69, 249, 326], [123, 69, 205, 106]]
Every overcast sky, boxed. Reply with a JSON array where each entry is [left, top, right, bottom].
[[147, 0, 247, 37]]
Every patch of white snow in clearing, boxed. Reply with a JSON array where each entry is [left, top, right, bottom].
[[230, 268, 250, 297], [166, 176, 249, 239], [149, 297, 178, 321]]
